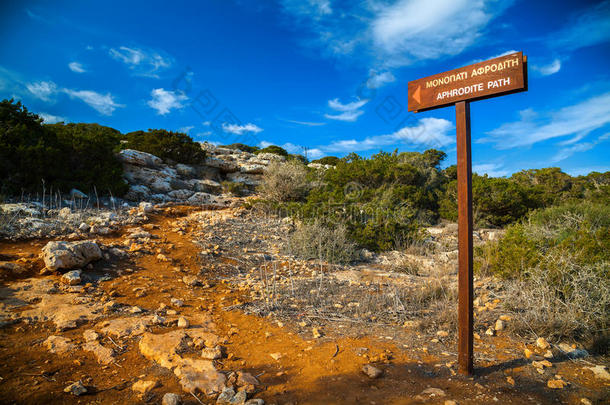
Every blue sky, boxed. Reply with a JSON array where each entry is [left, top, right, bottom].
[[1, 0, 609, 176]]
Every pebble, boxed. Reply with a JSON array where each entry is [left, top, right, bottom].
[[547, 379, 567, 389], [201, 346, 223, 360], [177, 317, 189, 328], [436, 330, 449, 337], [536, 337, 550, 350], [312, 327, 322, 339], [171, 298, 184, 307], [494, 319, 504, 331], [269, 353, 282, 361], [132, 379, 160, 394], [64, 381, 87, 396], [362, 364, 383, 379], [162, 393, 182, 405]]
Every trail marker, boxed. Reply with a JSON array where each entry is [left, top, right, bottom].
[[408, 51, 527, 375]]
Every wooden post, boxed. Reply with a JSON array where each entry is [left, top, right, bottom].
[[456, 101, 474, 375]]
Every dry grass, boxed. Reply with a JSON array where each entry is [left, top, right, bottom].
[[258, 161, 309, 202]]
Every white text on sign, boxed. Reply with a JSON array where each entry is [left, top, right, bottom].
[[436, 78, 511, 101]]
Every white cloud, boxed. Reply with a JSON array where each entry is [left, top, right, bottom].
[[370, 0, 512, 66], [68, 62, 86, 73], [472, 163, 509, 177], [551, 1, 610, 52], [483, 92, 610, 149], [552, 133, 610, 163], [319, 117, 453, 153], [179, 125, 194, 134], [284, 119, 326, 126], [63, 89, 124, 115], [26, 81, 57, 101], [202, 121, 211, 126], [366, 70, 396, 89], [222, 123, 263, 135], [468, 49, 518, 65], [281, 0, 332, 20], [533, 59, 561, 76], [109, 46, 173, 78], [325, 97, 368, 122], [324, 110, 364, 122], [38, 112, 66, 124], [147, 88, 188, 115]]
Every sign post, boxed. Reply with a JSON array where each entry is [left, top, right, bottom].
[[408, 51, 527, 375]]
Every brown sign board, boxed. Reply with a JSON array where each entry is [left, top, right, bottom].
[[408, 51, 527, 112]]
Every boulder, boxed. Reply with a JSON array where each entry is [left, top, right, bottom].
[[41, 240, 102, 271], [175, 163, 196, 177], [168, 189, 195, 201], [190, 179, 222, 193], [123, 165, 175, 193], [125, 185, 151, 201], [205, 156, 238, 173], [239, 164, 265, 174], [118, 149, 163, 167]]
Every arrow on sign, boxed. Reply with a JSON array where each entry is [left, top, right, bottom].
[[412, 85, 421, 105]]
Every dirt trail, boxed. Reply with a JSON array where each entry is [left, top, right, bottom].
[[0, 206, 607, 404]]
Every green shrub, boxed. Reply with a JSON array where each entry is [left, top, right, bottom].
[[220, 143, 260, 153], [222, 181, 247, 197], [255, 145, 288, 156], [311, 156, 340, 166], [476, 201, 609, 340], [0, 99, 127, 196], [123, 129, 206, 165]]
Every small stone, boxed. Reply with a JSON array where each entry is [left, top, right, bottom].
[[171, 298, 184, 307], [536, 337, 551, 350], [231, 390, 247, 404], [132, 379, 160, 394], [524, 348, 534, 359], [312, 327, 322, 339], [61, 270, 82, 286], [183, 275, 202, 287], [445, 401, 458, 405], [436, 330, 449, 337], [162, 393, 182, 405], [543, 350, 553, 358], [547, 379, 567, 389], [130, 306, 143, 314], [420, 387, 446, 397], [201, 346, 223, 360], [494, 319, 504, 331], [245, 400, 265, 405], [506, 376, 515, 386], [485, 328, 495, 336], [167, 309, 178, 316], [177, 317, 189, 328], [64, 381, 87, 396], [83, 329, 99, 342], [581, 398, 593, 405], [217, 387, 236, 405], [586, 365, 610, 381], [362, 364, 383, 379], [269, 353, 282, 361]]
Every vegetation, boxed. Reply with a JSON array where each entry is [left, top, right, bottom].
[[476, 201, 609, 341], [255, 144, 289, 156], [286, 221, 358, 264], [123, 129, 206, 165], [0, 99, 127, 195], [311, 156, 340, 166], [258, 160, 309, 203], [220, 143, 260, 153]]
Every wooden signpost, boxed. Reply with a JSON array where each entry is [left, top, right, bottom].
[[408, 51, 527, 375]]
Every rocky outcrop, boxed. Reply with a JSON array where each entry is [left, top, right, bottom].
[[41, 240, 102, 271], [118, 144, 286, 203]]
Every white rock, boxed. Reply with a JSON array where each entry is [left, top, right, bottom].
[[139, 202, 154, 213], [64, 381, 87, 396], [162, 393, 182, 405], [61, 270, 82, 285], [42, 240, 102, 271], [177, 317, 189, 328], [118, 149, 163, 167], [58, 207, 72, 218], [175, 163, 196, 177]]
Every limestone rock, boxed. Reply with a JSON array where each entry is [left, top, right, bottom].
[[61, 270, 82, 285], [64, 381, 87, 396], [536, 337, 551, 350], [83, 340, 115, 364], [362, 364, 382, 379], [118, 149, 163, 167], [43, 335, 76, 354], [132, 379, 160, 394], [162, 393, 182, 405], [41, 240, 102, 271]]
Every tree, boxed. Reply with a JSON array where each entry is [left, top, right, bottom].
[[123, 129, 206, 164]]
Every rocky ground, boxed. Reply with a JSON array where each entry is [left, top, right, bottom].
[[0, 202, 608, 405]]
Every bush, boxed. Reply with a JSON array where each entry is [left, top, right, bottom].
[[222, 181, 247, 197], [0, 99, 127, 196], [258, 161, 309, 202], [220, 143, 260, 153], [476, 201, 609, 341], [123, 129, 206, 165], [255, 145, 288, 157], [311, 156, 340, 166], [286, 221, 358, 264]]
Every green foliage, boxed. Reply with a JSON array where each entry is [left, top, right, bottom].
[[221, 181, 247, 197], [255, 145, 288, 156], [123, 129, 206, 165], [311, 156, 340, 166], [0, 99, 127, 195], [220, 143, 260, 153]]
